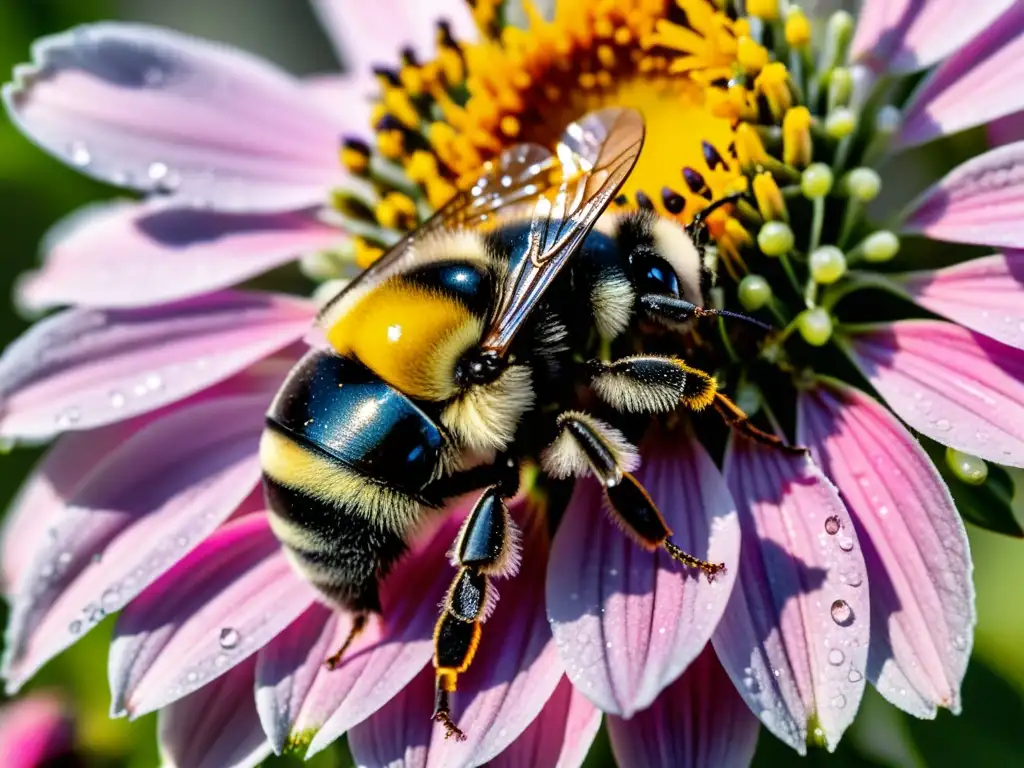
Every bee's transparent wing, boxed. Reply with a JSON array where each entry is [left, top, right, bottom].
[[481, 107, 645, 355]]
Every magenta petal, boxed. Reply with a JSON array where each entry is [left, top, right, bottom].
[[3, 24, 343, 212], [987, 111, 1024, 148], [547, 431, 741, 718], [20, 202, 343, 310], [159, 657, 271, 768], [607, 646, 759, 768], [714, 440, 869, 754], [2, 395, 267, 692], [844, 320, 1024, 467], [346, 665, 432, 768], [799, 383, 974, 717], [108, 514, 318, 717], [0, 290, 312, 441], [0, 694, 76, 768], [850, 0, 1015, 74], [896, 4, 1024, 148], [900, 252, 1024, 350], [902, 142, 1024, 249]]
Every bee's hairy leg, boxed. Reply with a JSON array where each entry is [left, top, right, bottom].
[[713, 393, 807, 455], [432, 480, 522, 741], [586, 355, 717, 414], [324, 611, 369, 670], [544, 412, 725, 582]]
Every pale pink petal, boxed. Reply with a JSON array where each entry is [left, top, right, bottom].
[[851, 0, 1015, 74], [607, 646, 759, 768], [108, 514, 318, 717], [713, 441, 870, 754], [0, 290, 313, 441], [546, 430, 741, 717], [799, 383, 974, 718], [346, 665, 431, 768], [902, 141, 1024, 249], [2, 394, 267, 693], [311, 0, 477, 69], [899, 252, 1024, 350], [3, 23, 344, 212], [159, 657, 272, 768], [20, 201, 343, 310], [303, 73, 375, 141], [843, 320, 1024, 467], [896, 4, 1024, 148], [0, 694, 75, 768], [490, 676, 601, 768]]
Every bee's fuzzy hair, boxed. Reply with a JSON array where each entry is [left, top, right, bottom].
[[540, 411, 641, 480], [441, 365, 535, 454]]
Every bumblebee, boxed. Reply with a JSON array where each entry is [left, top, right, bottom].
[[260, 107, 783, 739]]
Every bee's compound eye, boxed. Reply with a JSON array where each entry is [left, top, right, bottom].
[[455, 348, 505, 387], [636, 253, 681, 297]]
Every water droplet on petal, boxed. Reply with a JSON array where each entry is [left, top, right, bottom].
[[831, 694, 846, 709], [109, 390, 126, 408], [147, 162, 169, 182], [847, 668, 863, 683], [844, 571, 863, 588], [68, 141, 91, 167], [219, 627, 240, 649], [838, 536, 854, 552], [69, 620, 82, 635], [831, 599, 854, 626], [952, 634, 967, 651], [824, 515, 841, 535], [101, 587, 120, 611], [935, 419, 951, 432], [828, 648, 844, 665]]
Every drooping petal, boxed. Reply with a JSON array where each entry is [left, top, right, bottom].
[[108, 514, 318, 718], [546, 430, 741, 718], [713, 440, 870, 754], [899, 253, 1024, 350], [3, 23, 344, 212], [309, 501, 563, 765], [159, 657, 271, 768], [895, 4, 1024, 148], [2, 394, 268, 693], [311, 0, 477, 69], [0, 694, 76, 768], [607, 646, 759, 768], [850, 0, 1015, 74], [0, 290, 313, 441], [902, 142, 1024, 249], [799, 383, 974, 718], [20, 201, 343, 310], [843, 320, 1024, 467]]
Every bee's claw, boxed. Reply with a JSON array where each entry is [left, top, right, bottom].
[[433, 710, 467, 742]]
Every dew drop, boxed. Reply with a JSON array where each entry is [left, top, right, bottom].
[[101, 587, 120, 611], [186, 671, 198, 683], [935, 419, 951, 432], [828, 649, 844, 665], [838, 536, 854, 552], [847, 668, 863, 683], [831, 599, 854, 626], [844, 571, 863, 588], [824, 516, 841, 535], [831, 694, 846, 709], [109, 390, 126, 408], [57, 551, 72, 565], [68, 141, 91, 167], [69, 620, 82, 635], [219, 627, 240, 649], [147, 162, 169, 182], [952, 634, 967, 651]]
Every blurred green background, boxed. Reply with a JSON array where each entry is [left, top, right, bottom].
[[1, 2, 1024, 766]]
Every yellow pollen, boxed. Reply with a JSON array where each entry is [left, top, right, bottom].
[[783, 106, 813, 168], [785, 9, 812, 48], [746, 0, 780, 21], [354, 237, 385, 269], [752, 171, 787, 222]]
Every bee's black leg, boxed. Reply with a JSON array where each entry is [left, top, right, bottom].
[[432, 480, 522, 741], [324, 611, 369, 670], [713, 392, 808, 455], [544, 412, 725, 582], [639, 294, 771, 331]]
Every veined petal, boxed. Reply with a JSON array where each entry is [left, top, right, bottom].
[[2, 395, 268, 693], [0, 694, 75, 768], [346, 665, 431, 768], [3, 23, 344, 212], [851, 0, 1015, 74], [607, 646, 759, 768], [843, 320, 1024, 467], [896, 4, 1024, 148], [159, 657, 271, 768], [108, 514, 318, 718], [0, 290, 313, 441], [311, 0, 477, 69], [714, 441, 869, 754], [902, 141, 1024, 249], [799, 383, 974, 718], [20, 201, 343, 310], [899, 252, 1024, 350], [546, 430, 741, 718]]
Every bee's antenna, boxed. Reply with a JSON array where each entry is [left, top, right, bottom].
[[694, 306, 773, 332], [686, 193, 746, 234]]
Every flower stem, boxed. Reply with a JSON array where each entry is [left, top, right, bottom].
[[808, 195, 825, 254]]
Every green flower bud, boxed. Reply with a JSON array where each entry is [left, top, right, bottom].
[[825, 108, 857, 139], [862, 230, 900, 262], [801, 163, 834, 199], [757, 221, 795, 256], [845, 168, 881, 202], [810, 246, 847, 284], [945, 447, 988, 485], [797, 308, 833, 346], [738, 274, 772, 310]]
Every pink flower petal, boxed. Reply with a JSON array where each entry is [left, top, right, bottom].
[[490, 676, 601, 768], [345, 665, 432, 768], [0, 290, 313, 441], [896, 4, 1024, 148], [799, 383, 974, 717], [902, 141, 1024, 250], [546, 430, 741, 717], [308, 501, 563, 764], [159, 657, 271, 768], [311, 1, 477, 69], [900, 252, 1024, 350], [3, 23, 344, 212], [303, 74, 375, 141], [20, 201, 343, 310], [0, 694, 76, 768], [607, 646, 759, 768], [851, 0, 1015, 75], [108, 514, 318, 717], [2, 394, 267, 693], [713, 441, 870, 754], [843, 320, 1024, 467]]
